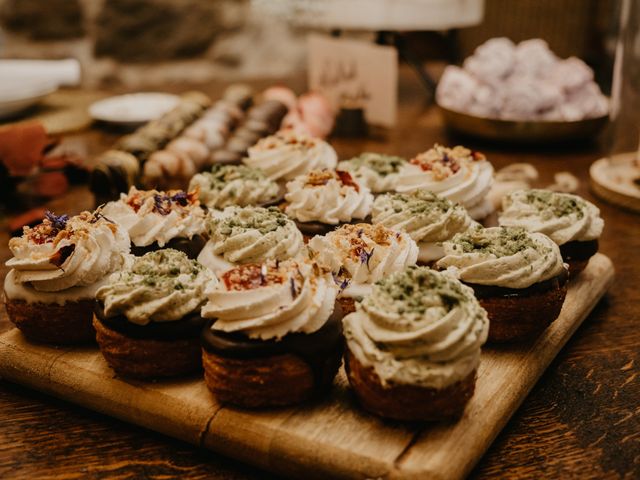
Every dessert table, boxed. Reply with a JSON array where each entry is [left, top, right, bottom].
[[1, 75, 638, 479]]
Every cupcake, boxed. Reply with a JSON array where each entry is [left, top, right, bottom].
[[101, 186, 207, 259], [337, 153, 409, 193], [396, 144, 494, 220], [244, 131, 337, 182], [436, 226, 568, 342], [188, 164, 282, 209], [4, 210, 130, 344], [197, 205, 304, 276], [200, 258, 343, 408], [94, 249, 214, 378], [498, 189, 604, 276], [308, 223, 418, 314], [343, 267, 489, 421], [372, 190, 475, 264], [284, 169, 374, 237]]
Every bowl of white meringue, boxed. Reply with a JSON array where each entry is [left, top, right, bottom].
[[436, 38, 609, 143]]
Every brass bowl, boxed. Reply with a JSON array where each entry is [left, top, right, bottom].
[[438, 105, 609, 143]]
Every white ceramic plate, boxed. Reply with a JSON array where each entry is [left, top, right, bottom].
[[0, 78, 58, 120], [89, 92, 180, 127]]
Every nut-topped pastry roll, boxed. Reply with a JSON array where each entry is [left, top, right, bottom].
[[5, 210, 130, 344], [197, 206, 304, 276], [188, 164, 281, 209], [338, 153, 409, 193], [372, 190, 475, 264], [94, 249, 214, 378], [200, 258, 343, 408], [396, 144, 494, 220], [244, 131, 337, 182], [344, 267, 489, 421], [308, 223, 418, 314], [436, 226, 568, 342], [90, 91, 211, 202], [499, 189, 604, 276], [101, 186, 206, 259], [284, 169, 374, 237]]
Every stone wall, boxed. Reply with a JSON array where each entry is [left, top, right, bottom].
[[0, 0, 307, 88]]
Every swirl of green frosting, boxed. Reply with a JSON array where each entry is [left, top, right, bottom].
[[206, 206, 303, 264], [96, 249, 215, 325], [372, 190, 472, 243], [189, 164, 280, 209], [344, 266, 488, 388], [338, 153, 408, 192], [437, 226, 565, 288]]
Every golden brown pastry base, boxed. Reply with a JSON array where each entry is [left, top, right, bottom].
[[202, 348, 318, 408], [93, 316, 202, 379], [5, 296, 95, 345], [345, 351, 476, 421], [479, 283, 568, 343], [337, 297, 356, 316]]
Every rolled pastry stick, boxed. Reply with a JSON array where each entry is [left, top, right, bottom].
[[91, 91, 211, 204], [209, 99, 288, 166]]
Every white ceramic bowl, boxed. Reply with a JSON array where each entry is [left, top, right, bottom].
[[89, 92, 180, 127]]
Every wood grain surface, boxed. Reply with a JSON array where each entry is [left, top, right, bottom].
[[1, 74, 639, 479], [0, 253, 615, 479]]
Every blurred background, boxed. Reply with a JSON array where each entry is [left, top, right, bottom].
[[0, 0, 620, 90]]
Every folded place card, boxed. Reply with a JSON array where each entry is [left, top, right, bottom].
[[308, 34, 398, 127]]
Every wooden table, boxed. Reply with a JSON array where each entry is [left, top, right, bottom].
[[1, 77, 638, 479]]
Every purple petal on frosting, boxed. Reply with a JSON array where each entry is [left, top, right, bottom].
[[44, 211, 69, 230]]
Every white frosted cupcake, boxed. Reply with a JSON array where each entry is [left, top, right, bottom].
[[337, 153, 409, 193], [372, 190, 475, 264], [499, 189, 604, 275], [197, 205, 304, 276], [94, 249, 215, 378], [308, 223, 418, 314], [396, 144, 494, 220], [188, 164, 281, 209], [436, 226, 568, 342], [284, 169, 374, 237], [5, 210, 130, 344], [200, 258, 343, 408], [244, 131, 337, 182], [102, 186, 207, 258], [343, 267, 488, 421]]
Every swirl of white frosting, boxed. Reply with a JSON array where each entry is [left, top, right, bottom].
[[344, 267, 488, 389], [337, 153, 408, 193], [372, 191, 474, 263], [395, 145, 494, 220], [244, 131, 337, 181], [499, 189, 604, 245], [308, 223, 418, 299], [6, 211, 130, 293], [202, 259, 337, 340], [285, 170, 373, 224], [436, 226, 566, 289], [188, 164, 280, 209], [101, 187, 206, 248], [96, 249, 215, 325], [198, 206, 304, 275]]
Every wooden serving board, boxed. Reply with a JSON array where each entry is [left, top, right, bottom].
[[0, 254, 614, 480]]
